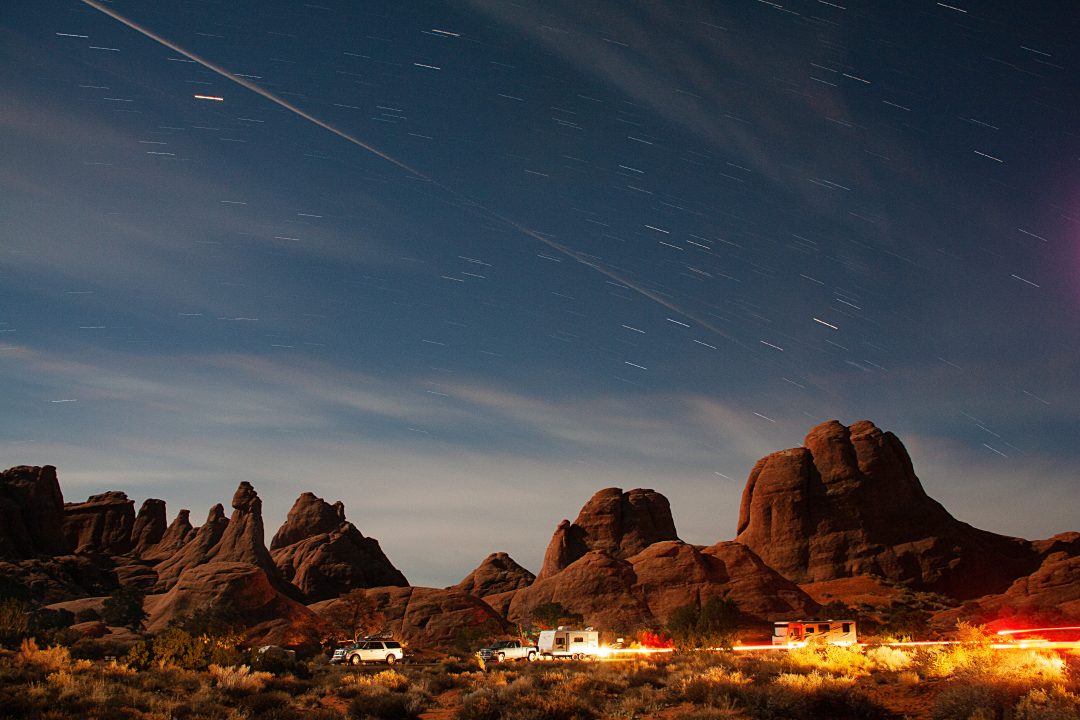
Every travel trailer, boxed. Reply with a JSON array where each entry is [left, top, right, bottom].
[[772, 619, 858, 646], [537, 628, 601, 659]]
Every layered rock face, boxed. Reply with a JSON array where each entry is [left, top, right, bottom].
[[497, 487, 815, 630], [310, 585, 511, 647], [63, 492, 136, 555], [538, 488, 678, 578], [153, 504, 230, 590], [455, 552, 535, 598], [0, 465, 67, 558], [141, 509, 194, 562], [501, 540, 816, 630], [144, 562, 326, 651], [270, 493, 408, 601], [131, 499, 167, 555], [735, 419, 1040, 599]]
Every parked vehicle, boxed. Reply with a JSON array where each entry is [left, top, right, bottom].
[[772, 619, 857, 646], [478, 639, 538, 663], [537, 629, 601, 659], [330, 639, 405, 665]]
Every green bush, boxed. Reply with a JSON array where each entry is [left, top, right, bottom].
[[101, 585, 147, 631], [123, 627, 245, 670]]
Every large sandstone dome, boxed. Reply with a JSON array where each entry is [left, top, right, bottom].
[[735, 419, 1040, 599]]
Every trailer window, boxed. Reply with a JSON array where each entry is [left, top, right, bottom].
[[555, 637, 565, 647], [805, 627, 814, 634], [573, 636, 584, 643], [819, 624, 829, 633], [842, 623, 851, 634]]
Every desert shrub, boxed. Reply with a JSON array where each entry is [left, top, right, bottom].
[[922, 644, 1066, 686], [740, 671, 893, 720], [342, 669, 411, 692], [679, 666, 751, 706], [0, 599, 32, 647], [421, 668, 459, 694], [611, 684, 666, 718], [626, 662, 669, 688], [125, 627, 246, 670], [786, 642, 871, 677], [101, 585, 147, 631], [932, 684, 1002, 720], [672, 702, 743, 720], [265, 673, 314, 696], [209, 663, 273, 693], [865, 646, 913, 672], [237, 690, 294, 717], [1013, 686, 1080, 720], [75, 607, 102, 623], [897, 670, 921, 686], [33, 607, 75, 632], [349, 687, 430, 720], [16, 637, 76, 674], [455, 685, 504, 720], [668, 597, 743, 649]]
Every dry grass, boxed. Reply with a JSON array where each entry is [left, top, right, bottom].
[[865, 646, 914, 672], [15, 638, 87, 674], [0, 634, 1076, 720], [208, 663, 273, 692], [785, 642, 872, 676], [343, 668, 411, 691]]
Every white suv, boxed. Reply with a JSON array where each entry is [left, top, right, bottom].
[[332, 640, 404, 665]]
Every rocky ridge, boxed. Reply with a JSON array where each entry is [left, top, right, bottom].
[[4, 417, 1077, 651]]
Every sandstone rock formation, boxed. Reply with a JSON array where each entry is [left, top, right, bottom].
[[0, 465, 67, 558], [0, 554, 118, 602], [509, 550, 653, 629], [633, 540, 818, 622], [144, 562, 326, 651], [63, 492, 136, 555], [142, 509, 194, 562], [735, 419, 1040, 599], [131, 499, 167, 556], [538, 487, 678, 578], [501, 540, 816, 630], [270, 493, 407, 601], [153, 504, 229, 590], [310, 585, 510, 647], [933, 551, 1080, 630], [455, 552, 535, 598], [152, 483, 294, 601]]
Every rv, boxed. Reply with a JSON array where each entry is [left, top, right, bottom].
[[772, 620, 857, 646], [537, 628, 601, 659]]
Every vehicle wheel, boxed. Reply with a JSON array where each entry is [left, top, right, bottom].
[[573, 653, 582, 661], [386, 654, 396, 665], [496, 652, 505, 663], [349, 654, 362, 666], [527, 651, 536, 662]]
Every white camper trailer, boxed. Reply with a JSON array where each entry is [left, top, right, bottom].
[[772, 619, 858, 646], [537, 628, 601, 659]]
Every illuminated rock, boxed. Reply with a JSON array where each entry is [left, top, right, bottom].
[[270, 492, 407, 601], [455, 551, 534, 597], [538, 487, 678, 578], [63, 491, 136, 555], [736, 419, 1040, 599]]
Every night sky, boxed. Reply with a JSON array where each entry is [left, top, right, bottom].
[[2, 0, 1078, 586]]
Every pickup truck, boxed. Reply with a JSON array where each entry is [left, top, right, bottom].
[[478, 639, 538, 663]]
